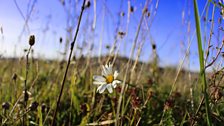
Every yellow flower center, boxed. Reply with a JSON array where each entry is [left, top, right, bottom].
[[106, 75, 114, 83]]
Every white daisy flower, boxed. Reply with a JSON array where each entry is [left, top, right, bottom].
[[93, 63, 121, 93]]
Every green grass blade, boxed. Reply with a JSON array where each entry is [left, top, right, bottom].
[[193, 0, 211, 125]]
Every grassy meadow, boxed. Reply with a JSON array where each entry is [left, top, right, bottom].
[[0, 0, 224, 126]]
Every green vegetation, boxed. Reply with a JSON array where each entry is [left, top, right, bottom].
[[0, 55, 223, 125]]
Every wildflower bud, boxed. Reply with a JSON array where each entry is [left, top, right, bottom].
[[118, 31, 126, 38], [152, 44, 156, 50], [85, 0, 91, 8], [164, 98, 174, 110], [142, 7, 148, 14], [31, 49, 34, 53], [147, 12, 151, 17], [41, 103, 46, 113], [80, 104, 87, 113], [120, 11, 125, 17], [59, 37, 63, 44], [131, 96, 141, 109], [29, 101, 39, 111], [130, 6, 134, 13], [12, 73, 17, 80], [80, 103, 90, 115], [2, 102, 10, 110], [23, 90, 30, 102], [29, 35, 35, 46], [106, 45, 110, 49]]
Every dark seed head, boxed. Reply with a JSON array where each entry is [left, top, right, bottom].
[[41, 103, 46, 113], [85, 1, 91, 8], [12, 73, 17, 80], [143, 7, 148, 14], [2, 102, 10, 110], [222, 53, 224, 58], [147, 12, 151, 17], [29, 101, 39, 111], [106, 45, 110, 49], [152, 44, 156, 50], [29, 35, 35, 46], [130, 6, 134, 13], [59, 37, 63, 44], [120, 11, 125, 17], [118, 31, 126, 38], [23, 90, 30, 102]]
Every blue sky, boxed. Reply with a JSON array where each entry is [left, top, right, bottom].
[[0, 0, 223, 71]]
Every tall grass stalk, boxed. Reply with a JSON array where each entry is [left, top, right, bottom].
[[51, 0, 86, 125], [98, 2, 104, 64], [193, 0, 211, 125], [23, 45, 32, 125], [115, 0, 149, 125]]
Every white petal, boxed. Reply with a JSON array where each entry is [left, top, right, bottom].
[[97, 84, 107, 93], [114, 70, 119, 79], [102, 66, 108, 76], [108, 66, 113, 75], [114, 80, 121, 84], [104, 63, 113, 75], [105, 64, 109, 68], [107, 84, 113, 93], [112, 81, 117, 88], [112, 80, 121, 88], [93, 75, 106, 82], [93, 81, 107, 85], [104, 67, 111, 76], [109, 62, 113, 68], [108, 63, 113, 74]]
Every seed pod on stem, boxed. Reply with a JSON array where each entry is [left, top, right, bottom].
[[29, 35, 35, 46]]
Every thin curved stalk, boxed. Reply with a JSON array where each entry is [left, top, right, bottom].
[[51, 0, 86, 125]]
